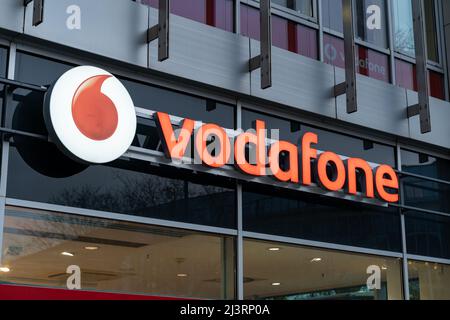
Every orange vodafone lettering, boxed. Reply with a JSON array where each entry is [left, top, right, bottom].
[[155, 112, 399, 203]]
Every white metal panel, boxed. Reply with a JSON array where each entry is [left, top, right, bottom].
[[336, 69, 410, 137], [149, 8, 251, 95], [24, 0, 148, 67], [0, 0, 24, 33], [250, 39, 336, 118]]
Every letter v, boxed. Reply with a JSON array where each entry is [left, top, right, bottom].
[[155, 112, 195, 160]]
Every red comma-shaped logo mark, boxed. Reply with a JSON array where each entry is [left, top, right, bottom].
[[72, 75, 119, 141]]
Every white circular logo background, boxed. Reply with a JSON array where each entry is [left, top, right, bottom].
[[44, 66, 137, 164]]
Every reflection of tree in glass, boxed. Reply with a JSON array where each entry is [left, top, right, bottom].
[[395, 29, 415, 55], [50, 173, 229, 216]]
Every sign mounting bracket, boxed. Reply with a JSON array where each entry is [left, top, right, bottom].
[[333, 0, 357, 114], [406, 0, 431, 134], [147, 0, 170, 62], [249, 0, 272, 89], [23, 0, 44, 26]]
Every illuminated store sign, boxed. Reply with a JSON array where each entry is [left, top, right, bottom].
[[44, 66, 137, 164], [45, 67, 399, 204], [155, 113, 399, 204]]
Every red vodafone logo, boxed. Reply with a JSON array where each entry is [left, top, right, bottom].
[[72, 75, 119, 141], [44, 66, 137, 164]]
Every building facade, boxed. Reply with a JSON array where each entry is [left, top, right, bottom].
[[0, 0, 449, 300]]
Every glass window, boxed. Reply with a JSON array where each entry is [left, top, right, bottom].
[[355, 0, 388, 48], [393, 0, 439, 62], [9, 52, 73, 136], [0, 206, 235, 299], [356, 46, 390, 82], [7, 138, 237, 229], [423, 0, 439, 62], [323, 35, 390, 83], [405, 211, 450, 259], [0, 46, 7, 77], [255, 0, 314, 17], [408, 261, 450, 300], [243, 185, 402, 252], [139, 0, 234, 32], [242, 109, 397, 167], [322, 0, 343, 33], [393, 0, 415, 57], [121, 79, 235, 129], [244, 239, 403, 300], [401, 149, 450, 182], [240, 4, 318, 60], [395, 59, 445, 100], [401, 176, 450, 213]]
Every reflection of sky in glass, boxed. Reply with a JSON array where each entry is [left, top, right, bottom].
[[393, 0, 415, 56]]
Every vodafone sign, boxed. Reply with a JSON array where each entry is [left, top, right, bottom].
[[44, 66, 399, 204], [44, 66, 136, 164]]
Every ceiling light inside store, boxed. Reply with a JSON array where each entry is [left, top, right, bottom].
[[84, 246, 99, 251], [61, 252, 74, 257], [271, 282, 281, 286], [0, 267, 10, 273], [268, 247, 280, 251], [310, 258, 322, 262], [177, 273, 188, 278]]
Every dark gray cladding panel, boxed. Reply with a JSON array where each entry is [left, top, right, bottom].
[[24, 0, 148, 67], [149, 8, 251, 95], [250, 39, 336, 118], [0, 0, 24, 33], [407, 90, 450, 149], [336, 68, 410, 137]]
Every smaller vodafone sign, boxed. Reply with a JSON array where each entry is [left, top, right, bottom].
[[44, 66, 137, 164]]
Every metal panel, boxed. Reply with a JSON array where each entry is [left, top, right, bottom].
[[24, 0, 148, 67], [250, 39, 336, 118], [0, 0, 25, 33], [149, 8, 251, 95], [335, 69, 410, 137], [407, 90, 450, 149]]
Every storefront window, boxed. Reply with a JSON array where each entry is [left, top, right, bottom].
[[355, 0, 388, 48], [240, 4, 318, 60], [0, 206, 235, 299], [408, 261, 450, 300], [0, 46, 7, 77], [323, 35, 390, 83], [405, 211, 450, 259], [393, 0, 439, 62], [7, 139, 237, 229], [395, 59, 445, 100], [244, 239, 403, 300], [121, 79, 235, 130], [401, 149, 450, 182], [243, 185, 401, 252], [242, 109, 397, 167], [401, 176, 450, 213], [139, 0, 234, 32]]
